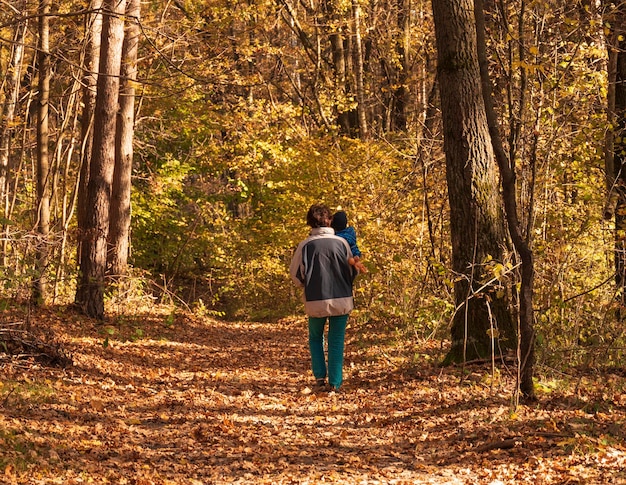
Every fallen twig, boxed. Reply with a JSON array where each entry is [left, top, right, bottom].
[[472, 438, 521, 453], [0, 322, 72, 367], [470, 432, 576, 453]]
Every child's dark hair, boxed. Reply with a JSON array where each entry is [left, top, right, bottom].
[[331, 211, 348, 231], [306, 204, 331, 228]]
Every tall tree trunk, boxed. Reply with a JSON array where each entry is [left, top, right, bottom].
[[352, 0, 368, 139], [603, 0, 616, 215], [54, 70, 83, 302], [34, 0, 51, 305], [605, 2, 626, 315], [76, 0, 127, 319], [0, 12, 27, 217], [246, 0, 256, 104], [0, 9, 27, 267], [108, 0, 140, 277], [76, 0, 104, 299], [323, 0, 357, 135], [392, 0, 410, 131], [475, 0, 535, 401], [432, 0, 516, 364]]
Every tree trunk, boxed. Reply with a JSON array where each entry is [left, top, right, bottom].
[[608, 6, 626, 314], [323, 0, 357, 135], [0, 4, 28, 268], [432, 0, 516, 364], [352, 0, 368, 139], [54, 71, 83, 302], [33, 0, 51, 305], [392, 0, 410, 131], [108, 0, 140, 277], [76, 0, 127, 319], [76, 0, 104, 297], [475, 0, 535, 401], [603, 1, 616, 215], [0, 12, 27, 217]]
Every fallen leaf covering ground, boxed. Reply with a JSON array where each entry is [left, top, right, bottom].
[[1, 304, 625, 484]]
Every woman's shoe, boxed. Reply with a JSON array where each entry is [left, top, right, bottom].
[[313, 378, 327, 392]]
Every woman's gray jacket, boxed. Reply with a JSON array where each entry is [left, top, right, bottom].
[[290, 227, 357, 317]]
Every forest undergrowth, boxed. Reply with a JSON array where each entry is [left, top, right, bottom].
[[0, 304, 625, 484]]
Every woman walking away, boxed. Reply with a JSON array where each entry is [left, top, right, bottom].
[[290, 203, 358, 392]]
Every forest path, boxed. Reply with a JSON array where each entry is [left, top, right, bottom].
[[1, 306, 625, 484]]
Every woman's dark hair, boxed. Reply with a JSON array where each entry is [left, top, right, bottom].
[[306, 204, 331, 228]]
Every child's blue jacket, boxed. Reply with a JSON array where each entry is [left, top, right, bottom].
[[334, 226, 361, 258]]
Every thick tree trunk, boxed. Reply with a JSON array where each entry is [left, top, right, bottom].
[[34, 0, 51, 305], [601, 2, 626, 318], [108, 0, 140, 277], [613, 33, 626, 311], [76, 0, 127, 319], [76, 0, 104, 294], [432, 0, 516, 364]]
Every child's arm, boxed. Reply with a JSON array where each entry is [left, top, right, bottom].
[[348, 256, 368, 273]]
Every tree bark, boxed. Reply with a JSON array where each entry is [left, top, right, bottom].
[[432, 0, 516, 364], [0, 3, 28, 268], [352, 0, 368, 139], [0, 11, 27, 218], [33, 0, 51, 305], [607, 4, 626, 314], [392, 0, 410, 131], [108, 0, 140, 277], [76, 0, 127, 319], [76, 0, 104, 294], [475, 0, 535, 401], [323, 0, 357, 135]]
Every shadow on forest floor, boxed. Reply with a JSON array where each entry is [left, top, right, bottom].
[[1, 304, 625, 484]]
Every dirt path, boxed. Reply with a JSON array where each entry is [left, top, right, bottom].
[[1, 307, 625, 484]]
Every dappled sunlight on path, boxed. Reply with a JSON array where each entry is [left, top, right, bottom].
[[1, 306, 625, 484]]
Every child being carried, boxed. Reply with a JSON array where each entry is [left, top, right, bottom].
[[331, 210, 368, 273]]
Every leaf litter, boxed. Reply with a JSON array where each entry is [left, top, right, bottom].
[[0, 305, 625, 484]]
